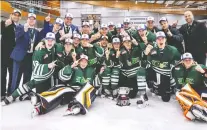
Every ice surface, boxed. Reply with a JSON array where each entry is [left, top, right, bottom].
[[1, 94, 206, 130]]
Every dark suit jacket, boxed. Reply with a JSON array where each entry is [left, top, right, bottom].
[[162, 25, 184, 54], [1, 20, 16, 58], [10, 25, 40, 62], [179, 20, 207, 55]]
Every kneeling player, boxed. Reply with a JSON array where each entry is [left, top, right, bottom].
[[172, 53, 207, 122], [144, 31, 180, 102], [30, 54, 97, 117]]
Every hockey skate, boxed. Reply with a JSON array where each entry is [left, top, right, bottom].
[[64, 100, 86, 116], [19, 93, 31, 101], [101, 89, 113, 100], [1, 96, 14, 106], [116, 87, 131, 106], [137, 93, 149, 109], [31, 103, 41, 118]]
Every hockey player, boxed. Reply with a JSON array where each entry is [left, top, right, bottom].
[[123, 18, 135, 36], [56, 38, 77, 84], [72, 33, 81, 49], [108, 22, 116, 35], [2, 32, 63, 105], [146, 16, 160, 34], [58, 54, 97, 115], [118, 36, 148, 107], [172, 53, 207, 122], [90, 23, 113, 44], [132, 24, 156, 51], [28, 55, 96, 117], [144, 31, 181, 102], [76, 34, 104, 68], [100, 37, 122, 98]]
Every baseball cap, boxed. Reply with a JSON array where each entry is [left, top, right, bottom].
[[101, 23, 108, 29], [101, 36, 108, 40], [156, 31, 166, 38], [73, 33, 81, 39], [81, 34, 89, 39], [28, 13, 36, 19], [116, 23, 122, 28], [45, 32, 55, 40], [55, 18, 63, 25], [80, 54, 88, 61], [65, 13, 73, 19], [108, 22, 114, 26], [159, 17, 168, 24], [112, 38, 120, 43], [65, 38, 73, 44], [13, 9, 21, 16], [147, 16, 154, 22], [137, 24, 146, 31], [123, 36, 131, 42], [82, 22, 90, 27], [123, 18, 130, 23], [182, 53, 193, 60]]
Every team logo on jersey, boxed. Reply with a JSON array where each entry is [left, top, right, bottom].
[[175, 67, 180, 70], [151, 50, 157, 55], [57, 53, 62, 57], [121, 50, 127, 54], [44, 54, 48, 59]]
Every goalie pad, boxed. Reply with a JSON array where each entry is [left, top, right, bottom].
[[70, 82, 96, 114], [176, 84, 207, 122], [31, 85, 76, 115]]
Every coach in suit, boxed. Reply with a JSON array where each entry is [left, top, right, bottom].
[[179, 11, 207, 64], [1, 9, 21, 98], [41, 15, 63, 43], [10, 13, 40, 93], [159, 17, 184, 54]]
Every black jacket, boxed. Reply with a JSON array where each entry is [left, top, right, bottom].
[[162, 25, 184, 54], [179, 20, 207, 55], [1, 20, 16, 58]]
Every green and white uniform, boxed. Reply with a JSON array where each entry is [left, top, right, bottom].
[[146, 45, 181, 94], [59, 65, 96, 87], [11, 43, 63, 99], [76, 43, 104, 68], [172, 63, 207, 94], [119, 44, 147, 97], [131, 31, 156, 51]]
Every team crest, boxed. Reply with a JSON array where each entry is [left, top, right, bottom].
[[44, 54, 48, 59], [175, 67, 180, 70], [151, 50, 157, 55], [122, 51, 127, 54]]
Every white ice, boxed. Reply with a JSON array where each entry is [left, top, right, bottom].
[[1, 71, 207, 130], [1, 93, 207, 130]]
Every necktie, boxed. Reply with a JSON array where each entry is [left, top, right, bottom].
[[66, 26, 69, 33], [187, 25, 192, 35]]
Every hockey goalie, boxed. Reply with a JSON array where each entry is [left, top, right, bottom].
[[172, 53, 207, 122], [176, 84, 207, 122]]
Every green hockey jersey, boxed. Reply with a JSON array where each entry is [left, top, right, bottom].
[[75, 43, 104, 67], [59, 65, 95, 86], [172, 64, 207, 90], [146, 45, 181, 77], [32, 43, 63, 82], [131, 31, 156, 51], [119, 45, 142, 78]]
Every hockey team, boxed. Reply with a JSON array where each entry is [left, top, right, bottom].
[[1, 9, 207, 122]]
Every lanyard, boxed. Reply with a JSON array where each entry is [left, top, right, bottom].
[[27, 29, 36, 53]]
